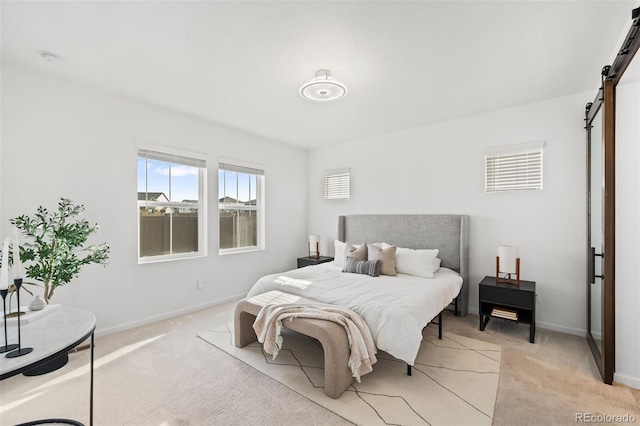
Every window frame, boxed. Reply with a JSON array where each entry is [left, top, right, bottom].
[[485, 142, 544, 193], [218, 160, 265, 255], [137, 146, 207, 264]]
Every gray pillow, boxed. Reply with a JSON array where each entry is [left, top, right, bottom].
[[342, 258, 382, 277]]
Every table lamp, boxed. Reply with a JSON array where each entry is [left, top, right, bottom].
[[308, 235, 320, 259], [496, 245, 520, 285]]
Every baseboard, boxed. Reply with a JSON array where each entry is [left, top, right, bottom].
[[614, 372, 640, 390], [95, 293, 246, 338], [466, 307, 586, 337], [534, 320, 585, 337], [469, 307, 638, 390]]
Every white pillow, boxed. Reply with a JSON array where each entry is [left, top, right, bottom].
[[395, 247, 440, 278], [334, 240, 346, 267], [433, 258, 442, 273], [380, 243, 441, 272]]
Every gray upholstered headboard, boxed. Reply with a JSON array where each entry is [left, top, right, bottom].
[[338, 214, 470, 316]]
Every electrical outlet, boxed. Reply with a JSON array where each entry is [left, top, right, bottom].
[[197, 280, 204, 289], [536, 292, 541, 303]]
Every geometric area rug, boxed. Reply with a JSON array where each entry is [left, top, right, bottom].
[[198, 309, 501, 426]]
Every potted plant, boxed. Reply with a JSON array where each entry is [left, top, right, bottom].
[[9, 198, 110, 304], [1, 198, 109, 375]]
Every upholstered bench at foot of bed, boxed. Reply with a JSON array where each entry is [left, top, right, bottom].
[[234, 291, 353, 399]]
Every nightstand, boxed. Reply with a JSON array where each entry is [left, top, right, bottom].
[[297, 256, 334, 268], [478, 276, 536, 343]]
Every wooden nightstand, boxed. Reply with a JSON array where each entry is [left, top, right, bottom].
[[297, 256, 334, 268], [479, 275, 536, 343]]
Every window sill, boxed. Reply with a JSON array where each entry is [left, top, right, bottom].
[[138, 252, 207, 264], [219, 247, 264, 256]]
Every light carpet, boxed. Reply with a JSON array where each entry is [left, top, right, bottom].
[[198, 309, 502, 426]]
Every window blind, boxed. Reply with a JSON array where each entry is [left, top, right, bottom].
[[138, 149, 206, 169], [324, 169, 350, 200], [219, 162, 264, 176], [485, 142, 544, 192]]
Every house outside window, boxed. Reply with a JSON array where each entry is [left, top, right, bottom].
[[137, 147, 207, 262], [218, 160, 264, 254]]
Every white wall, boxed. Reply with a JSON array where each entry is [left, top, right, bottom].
[[0, 64, 308, 334], [308, 91, 589, 336], [615, 78, 640, 389], [3, 56, 638, 389]]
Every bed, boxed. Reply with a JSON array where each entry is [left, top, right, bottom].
[[244, 214, 470, 367]]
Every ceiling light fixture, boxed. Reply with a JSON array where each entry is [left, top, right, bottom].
[[299, 69, 347, 102], [41, 52, 64, 65]]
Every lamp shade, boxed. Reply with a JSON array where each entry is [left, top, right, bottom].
[[498, 245, 518, 274], [308, 235, 319, 247]]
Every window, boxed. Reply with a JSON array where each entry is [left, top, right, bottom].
[[219, 161, 264, 253], [137, 148, 206, 262], [485, 142, 544, 192], [324, 168, 350, 200]]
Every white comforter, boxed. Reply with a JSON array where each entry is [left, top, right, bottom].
[[246, 262, 463, 365]]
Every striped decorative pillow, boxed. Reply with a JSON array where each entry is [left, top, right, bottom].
[[342, 258, 382, 277]]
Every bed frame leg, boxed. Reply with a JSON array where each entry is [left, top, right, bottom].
[[455, 296, 459, 316], [407, 364, 412, 376], [438, 311, 443, 339]]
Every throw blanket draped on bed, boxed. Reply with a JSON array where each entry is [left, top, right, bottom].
[[253, 303, 378, 382], [247, 263, 463, 365]]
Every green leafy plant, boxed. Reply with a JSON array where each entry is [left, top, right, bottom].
[[8, 198, 110, 303]]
